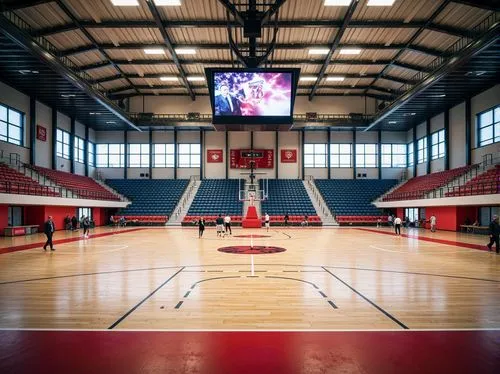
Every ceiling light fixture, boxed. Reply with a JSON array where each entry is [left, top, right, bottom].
[[367, 0, 396, 6], [308, 48, 330, 55], [144, 48, 165, 55], [111, 0, 139, 6], [339, 48, 362, 55], [388, 121, 397, 124], [324, 0, 352, 5], [326, 76, 345, 81], [299, 76, 318, 81], [175, 48, 197, 55], [61, 94, 76, 98], [186, 76, 205, 81], [106, 121, 117, 124], [160, 76, 179, 81]]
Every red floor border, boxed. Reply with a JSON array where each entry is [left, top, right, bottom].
[[0, 330, 498, 374], [357, 228, 487, 251], [0, 228, 146, 255]]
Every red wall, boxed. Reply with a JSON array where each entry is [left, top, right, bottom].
[[421, 206, 479, 231], [24, 206, 47, 231], [45, 206, 77, 232], [0, 205, 8, 235], [93, 208, 106, 227]]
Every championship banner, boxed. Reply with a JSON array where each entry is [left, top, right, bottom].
[[207, 149, 223, 163], [36, 125, 47, 141], [230, 149, 274, 169], [280, 149, 297, 163]]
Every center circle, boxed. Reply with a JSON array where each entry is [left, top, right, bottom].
[[232, 234, 271, 238], [217, 245, 287, 255]]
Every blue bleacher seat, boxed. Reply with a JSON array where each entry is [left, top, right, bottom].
[[260, 179, 316, 216], [187, 179, 243, 216]]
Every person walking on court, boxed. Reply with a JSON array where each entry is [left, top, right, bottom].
[[82, 215, 90, 238], [43, 216, 56, 251], [486, 215, 499, 254], [394, 216, 402, 236], [198, 217, 205, 238], [224, 214, 232, 235], [264, 213, 270, 232], [430, 215, 437, 232], [216, 214, 224, 237]]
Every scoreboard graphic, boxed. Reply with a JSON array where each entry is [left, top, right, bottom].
[[230, 149, 274, 169]]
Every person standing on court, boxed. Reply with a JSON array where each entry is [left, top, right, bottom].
[[486, 215, 499, 254], [198, 217, 205, 238], [388, 214, 393, 227], [82, 215, 90, 238], [43, 216, 56, 251], [284, 213, 289, 227], [264, 213, 270, 232], [430, 214, 437, 232], [394, 216, 402, 236], [224, 214, 232, 235], [216, 214, 224, 237]]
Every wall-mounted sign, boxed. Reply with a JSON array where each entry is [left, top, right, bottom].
[[280, 149, 297, 163], [207, 149, 223, 163], [36, 125, 47, 141]]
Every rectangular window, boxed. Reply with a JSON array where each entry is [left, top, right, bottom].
[[88, 141, 95, 167], [478, 105, 500, 147], [74, 136, 85, 163], [405, 208, 419, 223], [330, 143, 352, 168], [128, 144, 150, 168], [178, 143, 200, 168], [78, 207, 92, 220], [381, 144, 407, 168], [431, 129, 445, 160], [407, 142, 414, 167], [56, 129, 71, 159], [0, 103, 23, 146], [417, 137, 427, 164], [304, 144, 327, 168], [355, 144, 377, 168], [96, 144, 124, 167], [153, 144, 175, 167]]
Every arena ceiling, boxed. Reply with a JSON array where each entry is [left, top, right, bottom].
[[0, 0, 499, 131]]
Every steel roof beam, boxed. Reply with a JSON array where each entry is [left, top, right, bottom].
[[451, 0, 500, 11], [33, 20, 476, 39], [60, 42, 446, 57], [0, 0, 54, 11], [309, 0, 360, 100], [143, 0, 195, 100]]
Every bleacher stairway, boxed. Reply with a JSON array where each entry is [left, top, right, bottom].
[[303, 178, 337, 226], [166, 177, 201, 226]]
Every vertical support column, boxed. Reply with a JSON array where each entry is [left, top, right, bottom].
[[173, 129, 177, 180], [29, 96, 36, 165], [84, 126, 89, 177], [444, 108, 450, 171], [199, 130, 204, 179], [327, 128, 331, 179], [225, 130, 229, 179], [51, 107, 57, 170], [149, 130, 153, 179], [426, 118, 431, 175], [465, 98, 472, 166], [124, 130, 128, 179], [352, 130, 357, 179], [275, 131, 279, 179], [70, 117, 75, 174], [378, 130, 382, 179], [250, 131, 254, 150], [412, 124, 417, 177], [301, 129, 305, 180]]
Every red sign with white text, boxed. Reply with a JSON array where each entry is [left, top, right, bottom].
[[207, 149, 223, 163], [36, 125, 47, 141], [280, 149, 297, 163], [230, 149, 274, 169]]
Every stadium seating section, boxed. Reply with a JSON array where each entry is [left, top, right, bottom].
[[383, 166, 471, 201], [184, 179, 243, 225], [107, 179, 189, 222], [32, 166, 120, 201], [315, 179, 397, 225], [260, 179, 316, 215], [0, 163, 59, 196], [445, 165, 499, 197]]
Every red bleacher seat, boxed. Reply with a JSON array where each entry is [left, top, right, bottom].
[[0, 163, 60, 197]]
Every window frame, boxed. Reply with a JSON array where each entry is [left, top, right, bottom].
[[177, 143, 201, 168], [417, 137, 427, 164], [304, 143, 327, 168], [430, 129, 445, 160], [88, 141, 95, 167], [355, 143, 378, 168], [0, 102, 24, 146], [96, 143, 125, 168], [477, 105, 500, 147], [56, 128, 71, 160], [407, 142, 414, 167], [330, 143, 352, 168], [153, 143, 175, 168], [381, 143, 407, 168], [74, 136, 85, 164], [128, 143, 150, 168]]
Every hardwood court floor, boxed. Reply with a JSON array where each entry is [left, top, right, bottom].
[[0, 226, 499, 330]]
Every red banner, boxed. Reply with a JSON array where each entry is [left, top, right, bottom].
[[36, 125, 47, 142], [207, 149, 223, 163], [280, 149, 297, 163], [230, 149, 274, 169]]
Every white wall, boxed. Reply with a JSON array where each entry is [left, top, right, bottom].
[[203, 131, 226, 179], [35, 102, 52, 168], [449, 102, 466, 169], [471, 85, 500, 163], [278, 131, 300, 179]]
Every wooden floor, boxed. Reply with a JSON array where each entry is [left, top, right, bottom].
[[0, 226, 499, 330]]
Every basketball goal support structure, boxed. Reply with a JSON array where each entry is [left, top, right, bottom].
[[239, 175, 268, 228]]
